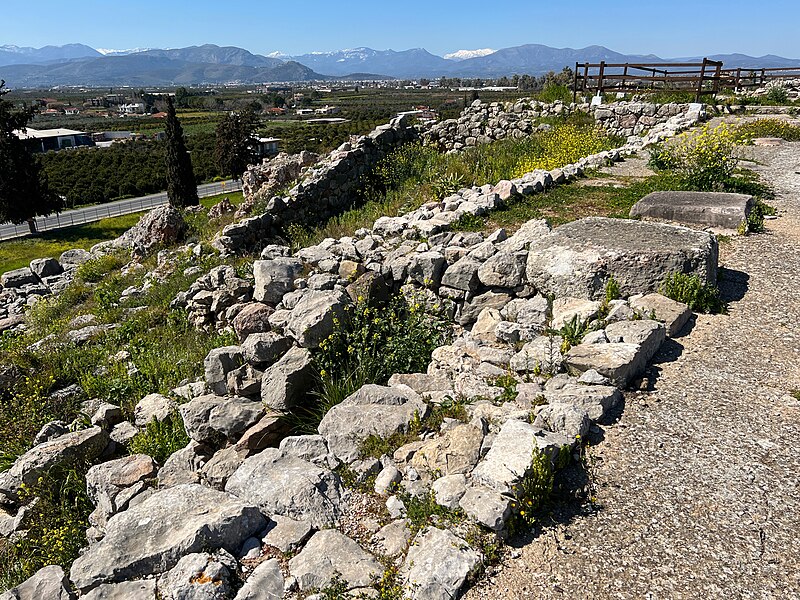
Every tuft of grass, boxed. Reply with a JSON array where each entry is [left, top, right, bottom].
[[736, 118, 800, 142], [399, 490, 466, 534], [659, 272, 725, 314], [129, 414, 190, 465]]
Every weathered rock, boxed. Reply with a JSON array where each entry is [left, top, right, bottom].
[[604, 319, 666, 363], [630, 293, 692, 336], [134, 394, 178, 427], [226, 364, 263, 397], [564, 343, 649, 388], [374, 465, 402, 496], [318, 384, 428, 463], [260, 345, 313, 411], [551, 297, 601, 329], [123, 206, 186, 253], [499, 219, 551, 252], [285, 290, 348, 348], [262, 515, 313, 553], [534, 403, 592, 439], [0, 565, 73, 600], [82, 580, 157, 600], [544, 383, 622, 421], [225, 448, 343, 528], [236, 412, 290, 452], [402, 527, 482, 600], [204, 346, 244, 396], [432, 474, 468, 510], [234, 558, 284, 600], [253, 258, 303, 304], [30, 257, 63, 279], [86, 454, 156, 515], [408, 252, 446, 288], [630, 191, 754, 231], [440, 257, 481, 292], [288, 530, 381, 592], [459, 291, 512, 325], [59, 248, 93, 267], [458, 485, 513, 531], [70, 484, 266, 591], [525, 217, 718, 300], [200, 446, 250, 490], [0, 427, 109, 505], [156, 552, 233, 600], [0, 267, 39, 289], [410, 424, 484, 476], [509, 336, 563, 374], [477, 251, 527, 288], [180, 395, 264, 445], [232, 303, 274, 341], [345, 271, 391, 305], [241, 332, 292, 366], [471, 420, 571, 494], [373, 520, 412, 557]]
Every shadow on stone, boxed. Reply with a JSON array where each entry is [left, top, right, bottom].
[[718, 267, 749, 303]]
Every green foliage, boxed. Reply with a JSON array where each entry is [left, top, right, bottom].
[[129, 414, 190, 465], [744, 199, 777, 234], [509, 448, 555, 530], [604, 275, 621, 303], [400, 490, 465, 534], [765, 85, 789, 105], [75, 253, 127, 283], [0, 462, 93, 590], [319, 572, 350, 599], [451, 212, 486, 232], [306, 293, 451, 428], [164, 97, 199, 208], [659, 272, 725, 314], [548, 314, 590, 354], [735, 118, 800, 142], [214, 108, 261, 178], [537, 84, 572, 104], [491, 373, 519, 403], [0, 80, 62, 223]]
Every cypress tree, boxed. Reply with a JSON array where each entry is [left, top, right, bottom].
[[164, 96, 198, 208]]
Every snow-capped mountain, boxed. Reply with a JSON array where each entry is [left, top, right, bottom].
[[96, 48, 156, 56], [444, 49, 496, 61]]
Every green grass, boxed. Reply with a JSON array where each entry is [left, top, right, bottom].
[[0, 191, 243, 276]]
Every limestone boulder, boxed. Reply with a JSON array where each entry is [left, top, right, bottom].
[[156, 552, 233, 600], [69, 484, 266, 591], [402, 527, 482, 600], [288, 530, 381, 592], [253, 257, 303, 305], [477, 251, 527, 288], [260, 345, 313, 411], [630, 293, 691, 336], [630, 191, 754, 231], [564, 343, 649, 388], [525, 217, 718, 300], [134, 394, 178, 427], [410, 424, 484, 476], [604, 319, 666, 363], [0, 565, 73, 600], [234, 558, 284, 600], [285, 289, 348, 348], [318, 384, 428, 463]]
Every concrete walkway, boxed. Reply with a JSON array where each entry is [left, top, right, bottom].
[[466, 141, 800, 599]]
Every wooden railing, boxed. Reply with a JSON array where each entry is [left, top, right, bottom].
[[573, 59, 800, 102]]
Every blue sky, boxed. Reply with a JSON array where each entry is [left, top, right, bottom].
[[3, 0, 798, 58]]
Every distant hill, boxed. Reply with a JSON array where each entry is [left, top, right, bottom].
[[1, 42, 798, 87]]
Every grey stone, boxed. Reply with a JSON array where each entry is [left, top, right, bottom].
[[499, 219, 551, 252], [387, 373, 454, 397], [235, 412, 288, 452], [605, 319, 666, 363], [253, 258, 303, 304], [408, 251, 446, 288], [262, 515, 313, 554], [200, 446, 250, 490], [471, 420, 571, 494], [525, 217, 718, 300], [432, 474, 467, 510], [32, 420, 69, 445], [288, 530, 381, 592], [82, 580, 157, 600], [86, 454, 157, 520], [225, 448, 343, 528], [59, 248, 94, 266], [373, 519, 413, 557], [544, 383, 622, 421], [565, 343, 649, 388], [90, 403, 123, 430], [242, 332, 293, 366], [285, 290, 348, 349], [318, 384, 428, 463], [232, 303, 274, 341], [477, 251, 527, 288], [577, 369, 611, 385], [509, 336, 563, 374], [402, 527, 482, 600], [204, 346, 244, 396], [109, 421, 139, 446], [1, 267, 39, 289], [459, 291, 512, 325], [227, 364, 263, 397], [234, 558, 284, 600], [458, 485, 513, 531], [0, 427, 109, 505], [181, 395, 264, 445], [70, 484, 266, 591], [374, 465, 402, 496], [630, 191, 754, 231], [134, 394, 178, 427], [440, 257, 481, 292], [501, 295, 549, 328], [0, 565, 73, 600], [156, 552, 232, 600], [260, 345, 313, 411], [534, 404, 592, 439], [551, 297, 601, 329], [410, 424, 484, 476], [278, 434, 332, 465], [630, 293, 692, 336], [30, 257, 63, 279]]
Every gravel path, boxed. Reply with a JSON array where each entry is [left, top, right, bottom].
[[466, 140, 800, 599]]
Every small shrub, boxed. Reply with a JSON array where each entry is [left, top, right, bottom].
[[76, 253, 126, 284], [491, 373, 519, 404], [765, 84, 789, 105], [451, 212, 486, 232], [736, 118, 800, 142], [400, 490, 465, 533], [537, 84, 572, 104], [129, 414, 190, 465], [548, 314, 590, 354], [604, 275, 621, 303], [509, 448, 556, 530], [659, 272, 725, 314], [515, 123, 618, 174], [744, 199, 777, 234], [319, 572, 350, 599]]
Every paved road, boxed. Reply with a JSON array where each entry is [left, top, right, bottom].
[[0, 180, 242, 242]]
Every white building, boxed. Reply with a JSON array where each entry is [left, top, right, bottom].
[[119, 103, 146, 115]]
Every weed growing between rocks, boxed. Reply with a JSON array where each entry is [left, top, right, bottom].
[[129, 414, 190, 465], [400, 491, 466, 534], [660, 273, 726, 314], [0, 462, 93, 590], [515, 123, 622, 174], [735, 118, 800, 142]]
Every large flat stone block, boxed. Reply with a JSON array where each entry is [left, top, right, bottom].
[[630, 191, 754, 231], [525, 217, 718, 300]]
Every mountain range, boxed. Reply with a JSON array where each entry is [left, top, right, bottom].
[[0, 42, 798, 87]]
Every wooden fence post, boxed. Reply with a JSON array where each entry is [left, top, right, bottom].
[[696, 58, 708, 102]]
